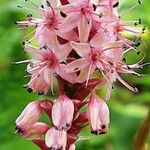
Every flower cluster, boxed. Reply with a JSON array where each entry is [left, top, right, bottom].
[[15, 0, 147, 149], [16, 94, 109, 150]]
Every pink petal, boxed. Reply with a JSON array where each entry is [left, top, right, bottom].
[[90, 29, 111, 48], [52, 95, 74, 130], [59, 13, 80, 32], [45, 127, 67, 149], [78, 16, 92, 42], [70, 41, 91, 57], [57, 30, 78, 42], [78, 65, 96, 83], [58, 43, 73, 61], [65, 58, 88, 73], [56, 64, 78, 83], [23, 122, 49, 140]]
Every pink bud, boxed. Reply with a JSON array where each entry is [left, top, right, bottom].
[[15, 101, 42, 134], [45, 127, 67, 150], [52, 95, 74, 130], [22, 122, 49, 140], [87, 93, 110, 135]]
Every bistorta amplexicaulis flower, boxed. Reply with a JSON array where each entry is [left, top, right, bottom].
[[14, 0, 149, 149]]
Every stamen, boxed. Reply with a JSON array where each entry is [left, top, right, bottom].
[[12, 60, 32, 65], [60, 11, 67, 18], [138, 0, 142, 5], [115, 72, 139, 93], [92, 4, 97, 11], [113, 2, 119, 8], [120, 3, 139, 18]]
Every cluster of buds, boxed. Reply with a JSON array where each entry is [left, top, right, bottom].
[[16, 94, 109, 149], [15, 0, 148, 149]]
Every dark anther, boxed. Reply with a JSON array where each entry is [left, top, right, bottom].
[[66, 123, 70, 127], [137, 51, 141, 55], [46, 0, 51, 7], [15, 126, 24, 135], [123, 58, 126, 62], [14, 21, 17, 24], [138, 0, 142, 5], [17, 5, 22, 8], [60, 11, 67, 18], [113, 1, 119, 8], [93, 4, 97, 11], [99, 13, 103, 18], [91, 130, 98, 135], [41, 5, 44, 8], [135, 42, 141, 47], [38, 92, 44, 95], [99, 131, 106, 135], [139, 18, 142, 24], [27, 88, 33, 93], [127, 66, 131, 70], [43, 44, 48, 49], [134, 22, 138, 26], [142, 25, 146, 33], [22, 42, 25, 45], [101, 125, 106, 129], [108, 61, 113, 66], [27, 14, 32, 17]]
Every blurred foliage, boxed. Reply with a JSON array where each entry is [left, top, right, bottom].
[[0, 0, 149, 150]]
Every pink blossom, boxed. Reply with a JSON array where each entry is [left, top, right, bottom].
[[16, 0, 61, 45], [58, 0, 118, 44], [14, 0, 148, 149], [23, 43, 77, 94], [87, 93, 110, 135], [66, 34, 122, 84], [45, 127, 67, 150], [52, 95, 74, 130]]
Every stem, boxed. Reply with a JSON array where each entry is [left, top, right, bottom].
[[133, 108, 150, 150]]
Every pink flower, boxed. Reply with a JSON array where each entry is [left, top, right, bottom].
[[65, 32, 122, 84], [58, 0, 117, 42], [52, 95, 74, 130], [22, 43, 76, 94], [21, 122, 49, 140], [16, 0, 61, 45], [105, 18, 144, 50], [45, 127, 67, 150], [87, 93, 110, 135], [15, 101, 42, 134]]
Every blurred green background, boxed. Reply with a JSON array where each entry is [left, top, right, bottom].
[[0, 0, 149, 150]]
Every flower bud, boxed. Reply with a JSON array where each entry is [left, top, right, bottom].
[[87, 93, 110, 135], [22, 122, 49, 140], [15, 101, 42, 134], [52, 95, 74, 130], [45, 127, 67, 150]]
